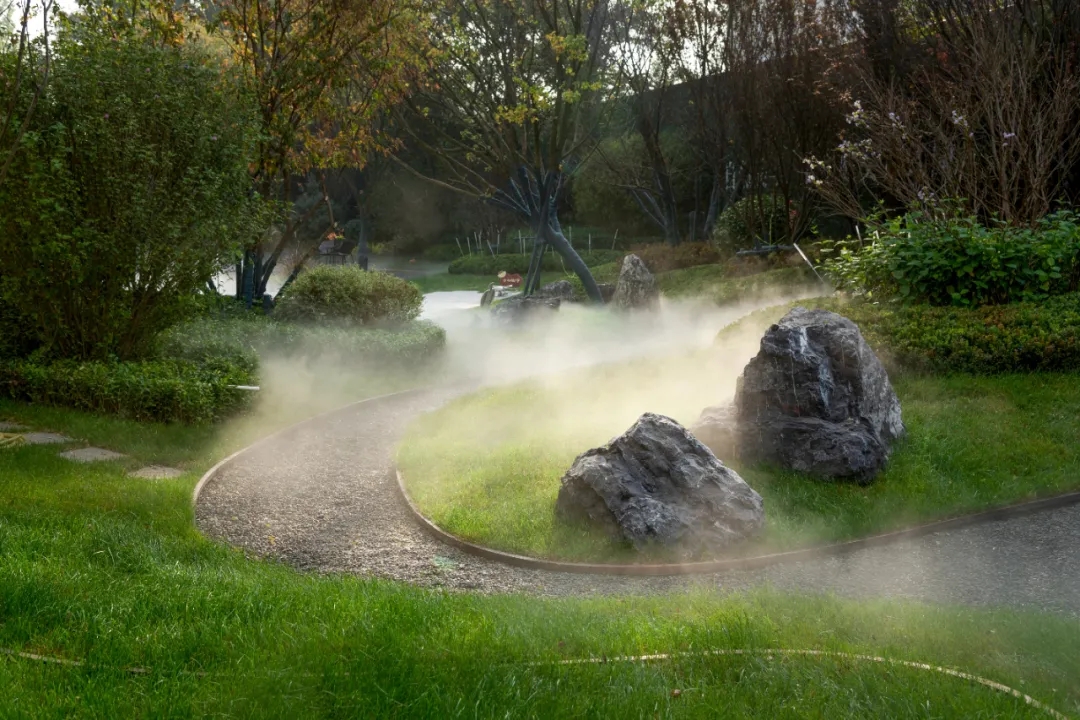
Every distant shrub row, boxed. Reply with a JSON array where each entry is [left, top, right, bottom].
[[813, 294, 1080, 375], [157, 317, 447, 371], [0, 358, 254, 424], [447, 249, 623, 275]]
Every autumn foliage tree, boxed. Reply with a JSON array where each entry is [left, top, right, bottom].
[[211, 0, 426, 304]]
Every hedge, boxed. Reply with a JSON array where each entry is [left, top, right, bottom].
[[726, 293, 1080, 375], [0, 358, 254, 424], [157, 317, 447, 370], [813, 294, 1080, 374], [447, 249, 623, 275]]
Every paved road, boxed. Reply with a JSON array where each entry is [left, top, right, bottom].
[[196, 387, 1080, 616]]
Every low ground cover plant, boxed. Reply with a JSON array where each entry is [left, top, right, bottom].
[[824, 211, 1080, 306]]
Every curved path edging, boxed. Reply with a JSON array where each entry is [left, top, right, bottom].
[[396, 468, 1080, 577], [193, 388, 429, 510]]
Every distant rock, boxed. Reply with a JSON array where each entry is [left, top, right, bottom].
[[611, 254, 659, 310], [735, 306, 904, 483], [535, 279, 575, 301], [490, 295, 560, 324], [555, 413, 764, 557]]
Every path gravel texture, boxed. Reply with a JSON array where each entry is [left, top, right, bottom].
[[196, 388, 1080, 616]]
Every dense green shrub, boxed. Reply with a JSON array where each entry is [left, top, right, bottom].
[[447, 249, 623, 275], [0, 359, 254, 424], [801, 294, 1080, 374], [823, 211, 1080, 306], [712, 195, 792, 255], [628, 242, 722, 273], [275, 267, 423, 326], [0, 14, 258, 360], [0, 292, 38, 360], [157, 317, 446, 369]]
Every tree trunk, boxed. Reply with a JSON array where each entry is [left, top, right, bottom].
[[703, 172, 723, 239], [539, 215, 603, 303]]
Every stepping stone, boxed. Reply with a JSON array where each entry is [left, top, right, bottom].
[[130, 465, 185, 480], [59, 447, 126, 462], [22, 432, 73, 445], [0, 421, 27, 432]]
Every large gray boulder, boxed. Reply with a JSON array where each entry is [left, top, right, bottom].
[[731, 306, 904, 483], [555, 413, 764, 557], [611, 254, 659, 310]]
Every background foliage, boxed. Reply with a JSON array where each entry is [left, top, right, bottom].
[[0, 9, 257, 360]]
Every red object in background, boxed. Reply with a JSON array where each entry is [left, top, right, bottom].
[[499, 273, 523, 287]]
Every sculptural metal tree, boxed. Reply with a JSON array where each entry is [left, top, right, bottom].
[[399, 0, 623, 301]]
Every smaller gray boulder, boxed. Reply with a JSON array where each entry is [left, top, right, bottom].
[[490, 295, 560, 324], [536, 279, 575, 301], [611, 254, 659, 310], [555, 413, 764, 557]]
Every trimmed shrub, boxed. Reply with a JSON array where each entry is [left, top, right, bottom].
[[712, 194, 792, 255], [275, 267, 423, 326], [156, 317, 446, 369], [628, 242, 722, 273], [447, 249, 623, 275], [0, 359, 254, 424], [809, 294, 1080, 375], [823, 211, 1080, 306]]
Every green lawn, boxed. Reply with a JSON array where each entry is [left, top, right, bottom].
[[1, 398, 1079, 716], [397, 353, 1080, 563], [659, 265, 826, 304], [412, 271, 568, 293]]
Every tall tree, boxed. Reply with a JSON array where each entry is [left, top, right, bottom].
[[211, 0, 425, 304], [672, 0, 855, 245], [605, 0, 684, 245], [0, 0, 53, 186], [397, 0, 621, 300]]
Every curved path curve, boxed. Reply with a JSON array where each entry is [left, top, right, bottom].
[[196, 387, 1080, 615]]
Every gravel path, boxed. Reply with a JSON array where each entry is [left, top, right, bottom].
[[196, 387, 1080, 615]]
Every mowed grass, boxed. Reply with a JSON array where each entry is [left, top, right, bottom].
[[1, 428, 1079, 717], [411, 270, 567, 293], [397, 356, 1080, 562]]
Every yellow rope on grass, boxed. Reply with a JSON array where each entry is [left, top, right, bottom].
[[0, 433, 26, 449]]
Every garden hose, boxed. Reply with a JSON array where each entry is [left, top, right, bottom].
[[0, 433, 25, 449]]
